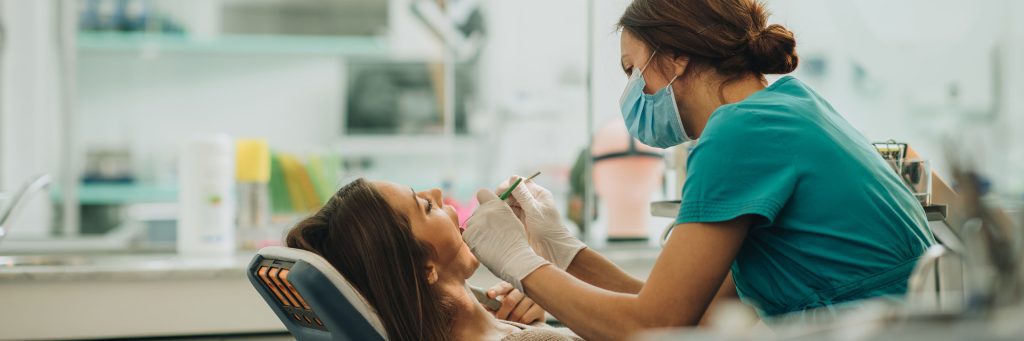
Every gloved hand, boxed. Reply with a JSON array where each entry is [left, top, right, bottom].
[[499, 176, 587, 270], [486, 281, 546, 324], [463, 189, 550, 293]]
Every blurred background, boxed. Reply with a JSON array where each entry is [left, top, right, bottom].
[[2, 0, 1020, 248], [1, 0, 1023, 339]]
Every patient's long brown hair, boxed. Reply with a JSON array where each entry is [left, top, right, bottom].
[[286, 178, 453, 341]]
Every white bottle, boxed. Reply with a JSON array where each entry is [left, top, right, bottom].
[[178, 134, 236, 256]]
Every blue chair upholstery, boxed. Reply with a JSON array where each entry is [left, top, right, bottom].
[[247, 246, 387, 341]]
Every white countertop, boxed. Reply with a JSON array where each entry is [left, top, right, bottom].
[[0, 241, 661, 283], [0, 253, 254, 282], [0, 251, 285, 340], [0, 243, 658, 340]]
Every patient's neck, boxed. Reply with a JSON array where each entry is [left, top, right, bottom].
[[437, 278, 515, 341]]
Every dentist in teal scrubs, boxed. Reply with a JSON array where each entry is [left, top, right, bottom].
[[462, 0, 935, 339]]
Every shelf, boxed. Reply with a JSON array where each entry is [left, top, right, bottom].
[[52, 183, 178, 205], [334, 135, 484, 155], [77, 31, 390, 57]]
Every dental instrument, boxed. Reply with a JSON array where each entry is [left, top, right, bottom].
[[470, 285, 503, 311], [498, 171, 541, 201], [459, 171, 542, 233]]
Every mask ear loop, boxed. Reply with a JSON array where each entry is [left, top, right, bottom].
[[638, 51, 658, 76], [666, 56, 684, 87], [666, 75, 680, 88], [643, 51, 682, 89]]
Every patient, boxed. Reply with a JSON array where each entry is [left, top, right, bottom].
[[286, 178, 582, 341]]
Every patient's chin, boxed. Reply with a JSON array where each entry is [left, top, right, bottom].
[[462, 248, 480, 277]]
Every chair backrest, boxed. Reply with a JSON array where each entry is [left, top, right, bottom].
[[247, 246, 387, 341]]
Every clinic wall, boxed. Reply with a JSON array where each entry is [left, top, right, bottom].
[[57, 0, 1024, 216], [472, 0, 591, 195], [589, 0, 631, 129], [0, 0, 62, 237], [769, 0, 1024, 192], [1002, 0, 1024, 191], [74, 0, 447, 189], [75, 53, 344, 184], [73, 0, 595, 201]]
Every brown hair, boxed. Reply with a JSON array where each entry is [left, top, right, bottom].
[[286, 178, 453, 341], [619, 0, 798, 82]]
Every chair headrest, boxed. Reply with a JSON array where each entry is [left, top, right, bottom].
[[255, 246, 387, 338]]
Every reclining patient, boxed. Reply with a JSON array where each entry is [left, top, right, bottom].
[[286, 178, 582, 341]]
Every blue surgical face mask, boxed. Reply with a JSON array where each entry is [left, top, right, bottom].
[[618, 52, 690, 149]]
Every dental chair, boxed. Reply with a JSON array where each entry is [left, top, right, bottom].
[[247, 246, 386, 341]]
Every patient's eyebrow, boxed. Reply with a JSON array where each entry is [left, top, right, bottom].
[[410, 188, 422, 212]]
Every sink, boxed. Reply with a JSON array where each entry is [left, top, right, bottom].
[[0, 255, 93, 267]]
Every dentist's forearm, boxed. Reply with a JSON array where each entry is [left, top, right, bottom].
[[523, 220, 749, 339], [522, 265, 686, 341], [523, 265, 646, 340], [566, 248, 644, 294]]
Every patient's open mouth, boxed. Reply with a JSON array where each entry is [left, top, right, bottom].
[[449, 206, 464, 234]]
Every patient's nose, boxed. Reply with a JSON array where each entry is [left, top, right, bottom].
[[429, 188, 443, 206]]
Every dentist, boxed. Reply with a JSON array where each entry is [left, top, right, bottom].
[[462, 0, 934, 340]]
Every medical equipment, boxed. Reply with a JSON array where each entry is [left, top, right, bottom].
[[651, 200, 680, 247], [471, 285, 503, 311], [591, 138, 663, 163], [950, 167, 1023, 311], [872, 140, 908, 174], [463, 189, 553, 292], [908, 148, 1023, 316], [872, 140, 932, 205], [591, 119, 667, 242], [499, 171, 541, 201], [248, 246, 502, 340], [902, 159, 932, 206]]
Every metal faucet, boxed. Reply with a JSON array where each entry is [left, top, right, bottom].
[[0, 174, 53, 242]]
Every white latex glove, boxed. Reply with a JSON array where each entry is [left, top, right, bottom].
[[500, 176, 587, 270], [463, 189, 550, 293]]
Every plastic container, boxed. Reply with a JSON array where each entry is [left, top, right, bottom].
[[178, 134, 236, 256], [235, 139, 274, 250]]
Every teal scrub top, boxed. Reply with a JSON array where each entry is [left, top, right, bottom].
[[676, 76, 934, 322]]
